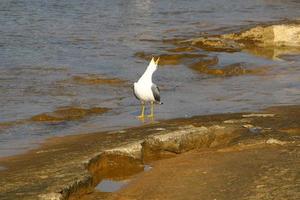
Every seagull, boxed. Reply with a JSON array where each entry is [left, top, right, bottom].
[[133, 57, 162, 119]]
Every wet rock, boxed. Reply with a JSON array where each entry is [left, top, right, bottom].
[[142, 125, 211, 156], [31, 107, 110, 122], [141, 126, 213, 161], [209, 125, 243, 148], [186, 37, 242, 52], [0, 107, 109, 132], [220, 63, 269, 76], [188, 56, 219, 73], [223, 24, 300, 47], [223, 25, 274, 46], [221, 63, 248, 76], [105, 142, 143, 160], [223, 23, 300, 59], [189, 61, 268, 76], [141, 125, 244, 161]]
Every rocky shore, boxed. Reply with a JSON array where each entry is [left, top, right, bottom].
[[0, 105, 299, 200], [1, 20, 300, 200]]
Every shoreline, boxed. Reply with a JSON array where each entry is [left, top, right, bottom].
[[0, 105, 299, 199]]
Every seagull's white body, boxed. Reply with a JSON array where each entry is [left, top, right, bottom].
[[134, 82, 155, 102], [134, 58, 159, 103], [133, 57, 161, 118]]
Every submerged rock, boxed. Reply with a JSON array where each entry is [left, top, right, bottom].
[[70, 74, 127, 85], [185, 37, 242, 52], [31, 107, 110, 122], [188, 56, 219, 73], [189, 61, 268, 76]]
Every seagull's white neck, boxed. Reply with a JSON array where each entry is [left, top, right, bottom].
[[138, 64, 156, 83]]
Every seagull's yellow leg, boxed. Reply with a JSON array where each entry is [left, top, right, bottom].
[[147, 101, 154, 118], [137, 102, 145, 119]]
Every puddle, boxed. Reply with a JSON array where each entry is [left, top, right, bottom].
[[96, 179, 130, 192], [95, 164, 152, 193], [144, 164, 153, 172]]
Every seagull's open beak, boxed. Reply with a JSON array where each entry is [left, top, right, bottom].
[[155, 57, 160, 65]]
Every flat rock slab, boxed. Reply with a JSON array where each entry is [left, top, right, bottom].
[[108, 143, 300, 200], [0, 105, 299, 199]]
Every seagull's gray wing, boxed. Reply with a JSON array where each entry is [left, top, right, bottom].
[[151, 84, 160, 102]]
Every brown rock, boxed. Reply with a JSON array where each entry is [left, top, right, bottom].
[[190, 37, 241, 52], [30, 107, 110, 122], [71, 75, 126, 85], [188, 56, 219, 73]]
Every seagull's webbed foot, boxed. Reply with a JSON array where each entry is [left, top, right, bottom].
[[137, 114, 145, 119], [147, 114, 154, 118], [137, 115, 145, 122]]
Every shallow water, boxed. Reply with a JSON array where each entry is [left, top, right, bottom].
[[96, 179, 130, 193], [96, 164, 152, 193], [1, 0, 300, 157]]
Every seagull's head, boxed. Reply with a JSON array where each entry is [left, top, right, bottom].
[[148, 57, 160, 72]]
